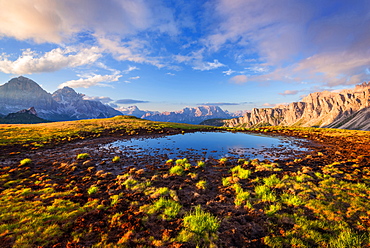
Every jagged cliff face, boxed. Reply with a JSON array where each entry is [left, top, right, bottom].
[[225, 83, 370, 131], [143, 105, 231, 124], [0, 76, 122, 121]]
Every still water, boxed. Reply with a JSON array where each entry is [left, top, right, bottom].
[[104, 131, 309, 162]]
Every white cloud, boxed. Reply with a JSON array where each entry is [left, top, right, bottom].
[[222, 69, 236, 76], [122, 65, 139, 74], [83, 96, 113, 103], [0, 46, 101, 74], [59, 73, 122, 88], [279, 90, 299, 96], [0, 0, 177, 44], [97, 36, 164, 67], [193, 59, 225, 71], [245, 66, 268, 73], [205, 0, 370, 87], [129, 76, 140, 80], [166, 72, 175, 76], [262, 103, 275, 107], [229, 75, 248, 84]]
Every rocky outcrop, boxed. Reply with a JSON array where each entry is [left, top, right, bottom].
[[0, 76, 122, 121], [143, 105, 232, 124], [225, 83, 370, 130], [0, 107, 48, 124]]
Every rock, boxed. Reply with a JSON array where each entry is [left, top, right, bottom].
[[143, 105, 232, 124], [224, 83, 370, 131], [0, 76, 122, 121]]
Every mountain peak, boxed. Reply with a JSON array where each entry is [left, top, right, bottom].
[[52, 86, 83, 102], [4, 76, 44, 92]]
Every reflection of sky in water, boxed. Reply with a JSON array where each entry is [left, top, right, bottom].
[[105, 131, 308, 160]]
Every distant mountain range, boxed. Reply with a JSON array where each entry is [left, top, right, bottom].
[[119, 105, 245, 124], [4, 76, 368, 130], [0, 77, 240, 124], [224, 82, 370, 131], [0, 76, 121, 121]]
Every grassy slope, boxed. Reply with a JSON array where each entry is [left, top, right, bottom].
[[0, 115, 215, 148]]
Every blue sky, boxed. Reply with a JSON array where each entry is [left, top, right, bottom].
[[0, 0, 369, 112]]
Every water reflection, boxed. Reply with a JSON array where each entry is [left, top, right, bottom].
[[104, 131, 308, 161]]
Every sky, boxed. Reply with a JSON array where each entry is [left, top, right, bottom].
[[0, 0, 369, 113]]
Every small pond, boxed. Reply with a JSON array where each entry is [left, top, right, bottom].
[[102, 131, 310, 165]]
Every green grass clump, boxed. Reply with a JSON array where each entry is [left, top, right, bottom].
[[142, 197, 181, 220], [19, 158, 32, 165], [235, 191, 250, 206], [112, 156, 120, 163], [280, 193, 303, 206], [175, 158, 188, 166], [122, 177, 138, 190], [219, 157, 228, 163], [150, 187, 170, 198], [169, 165, 184, 176], [177, 205, 220, 246], [222, 177, 232, 186], [263, 174, 282, 187], [230, 165, 252, 179], [166, 159, 174, 164], [87, 185, 99, 195], [76, 153, 90, 160], [255, 185, 276, 202], [110, 194, 121, 206], [196, 180, 207, 190], [175, 158, 191, 169], [196, 160, 206, 168]]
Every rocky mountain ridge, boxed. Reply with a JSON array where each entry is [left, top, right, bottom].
[[0, 76, 122, 121], [224, 82, 370, 130], [118, 105, 242, 124], [142, 105, 232, 124]]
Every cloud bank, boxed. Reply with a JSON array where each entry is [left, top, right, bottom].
[[59, 73, 121, 88], [115, 99, 149, 104]]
